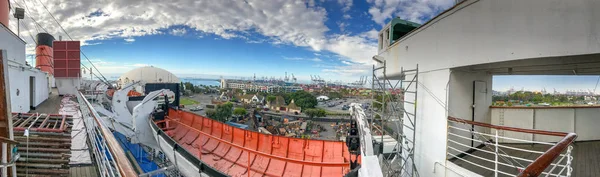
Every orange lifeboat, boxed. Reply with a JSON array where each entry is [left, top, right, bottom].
[[156, 108, 355, 177]]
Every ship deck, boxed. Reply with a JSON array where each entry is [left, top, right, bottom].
[[24, 89, 98, 177], [451, 141, 600, 177]]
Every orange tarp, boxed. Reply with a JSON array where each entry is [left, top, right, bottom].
[[161, 109, 352, 177]]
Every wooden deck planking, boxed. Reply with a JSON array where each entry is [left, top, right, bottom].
[[451, 141, 600, 177], [29, 89, 61, 114], [70, 165, 98, 177]]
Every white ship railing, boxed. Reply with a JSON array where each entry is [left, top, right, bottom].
[[446, 117, 575, 177], [77, 92, 137, 177]]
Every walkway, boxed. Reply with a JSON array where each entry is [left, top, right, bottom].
[[29, 88, 60, 114]]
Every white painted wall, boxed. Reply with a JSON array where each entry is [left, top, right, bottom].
[[491, 107, 600, 142], [378, 0, 600, 77], [1, 25, 49, 113], [447, 70, 492, 154], [490, 108, 534, 143], [402, 69, 451, 177], [56, 78, 81, 95], [0, 25, 25, 66], [6, 64, 49, 113], [574, 108, 600, 141], [534, 109, 575, 142]]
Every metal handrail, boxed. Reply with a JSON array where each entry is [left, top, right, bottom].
[[517, 133, 577, 177], [448, 116, 568, 137], [446, 116, 576, 177], [78, 92, 138, 177]]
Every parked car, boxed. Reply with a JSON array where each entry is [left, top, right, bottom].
[[190, 106, 203, 111]]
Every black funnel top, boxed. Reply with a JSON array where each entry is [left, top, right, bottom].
[[36, 33, 55, 47]]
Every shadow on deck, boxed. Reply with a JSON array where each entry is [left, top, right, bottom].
[[29, 88, 61, 114], [450, 141, 600, 177]]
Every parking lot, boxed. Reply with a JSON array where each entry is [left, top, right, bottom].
[[316, 98, 373, 114], [182, 93, 218, 116]]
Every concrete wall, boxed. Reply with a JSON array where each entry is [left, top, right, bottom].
[[491, 107, 600, 142], [378, 0, 600, 77], [447, 70, 492, 154]]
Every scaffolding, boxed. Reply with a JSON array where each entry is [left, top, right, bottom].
[[371, 60, 419, 177]]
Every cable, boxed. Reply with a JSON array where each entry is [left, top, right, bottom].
[[593, 76, 600, 95], [34, 0, 110, 84], [13, 0, 48, 33], [416, 81, 527, 171]]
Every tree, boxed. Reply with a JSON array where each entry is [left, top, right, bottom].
[[267, 96, 276, 103], [328, 92, 343, 99], [233, 108, 247, 116], [207, 102, 234, 122], [206, 110, 217, 119], [288, 91, 317, 110], [304, 108, 327, 118]]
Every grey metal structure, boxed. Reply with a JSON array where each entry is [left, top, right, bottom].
[[371, 59, 419, 177]]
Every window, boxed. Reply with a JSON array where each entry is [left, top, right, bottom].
[[379, 33, 384, 50]]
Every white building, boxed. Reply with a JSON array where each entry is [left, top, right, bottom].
[[118, 66, 180, 86], [1, 19, 49, 113]]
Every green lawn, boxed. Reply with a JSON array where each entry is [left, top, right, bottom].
[[180, 98, 199, 105]]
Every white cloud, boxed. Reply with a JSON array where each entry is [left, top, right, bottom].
[[367, 0, 455, 25], [343, 14, 351, 19], [338, 0, 353, 12], [170, 28, 187, 36], [9, 0, 329, 51], [8, 0, 380, 78], [283, 56, 322, 62], [360, 29, 379, 41], [326, 35, 378, 66]]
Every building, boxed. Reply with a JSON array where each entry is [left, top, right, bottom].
[[118, 66, 180, 93], [222, 79, 302, 93], [267, 96, 287, 111], [239, 94, 264, 104], [1, 15, 49, 113], [316, 95, 329, 101], [287, 99, 301, 113]]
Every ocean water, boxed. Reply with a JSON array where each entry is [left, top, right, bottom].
[[181, 78, 220, 87]]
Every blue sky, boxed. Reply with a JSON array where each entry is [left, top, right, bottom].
[[9, 0, 600, 92], [11, 0, 455, 84]]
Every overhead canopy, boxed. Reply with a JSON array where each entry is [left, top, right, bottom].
[[456, 53, 600, 75], [389, 18, 420, 44]]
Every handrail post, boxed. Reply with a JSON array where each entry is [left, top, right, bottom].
[[494, 129, 498, 177]]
